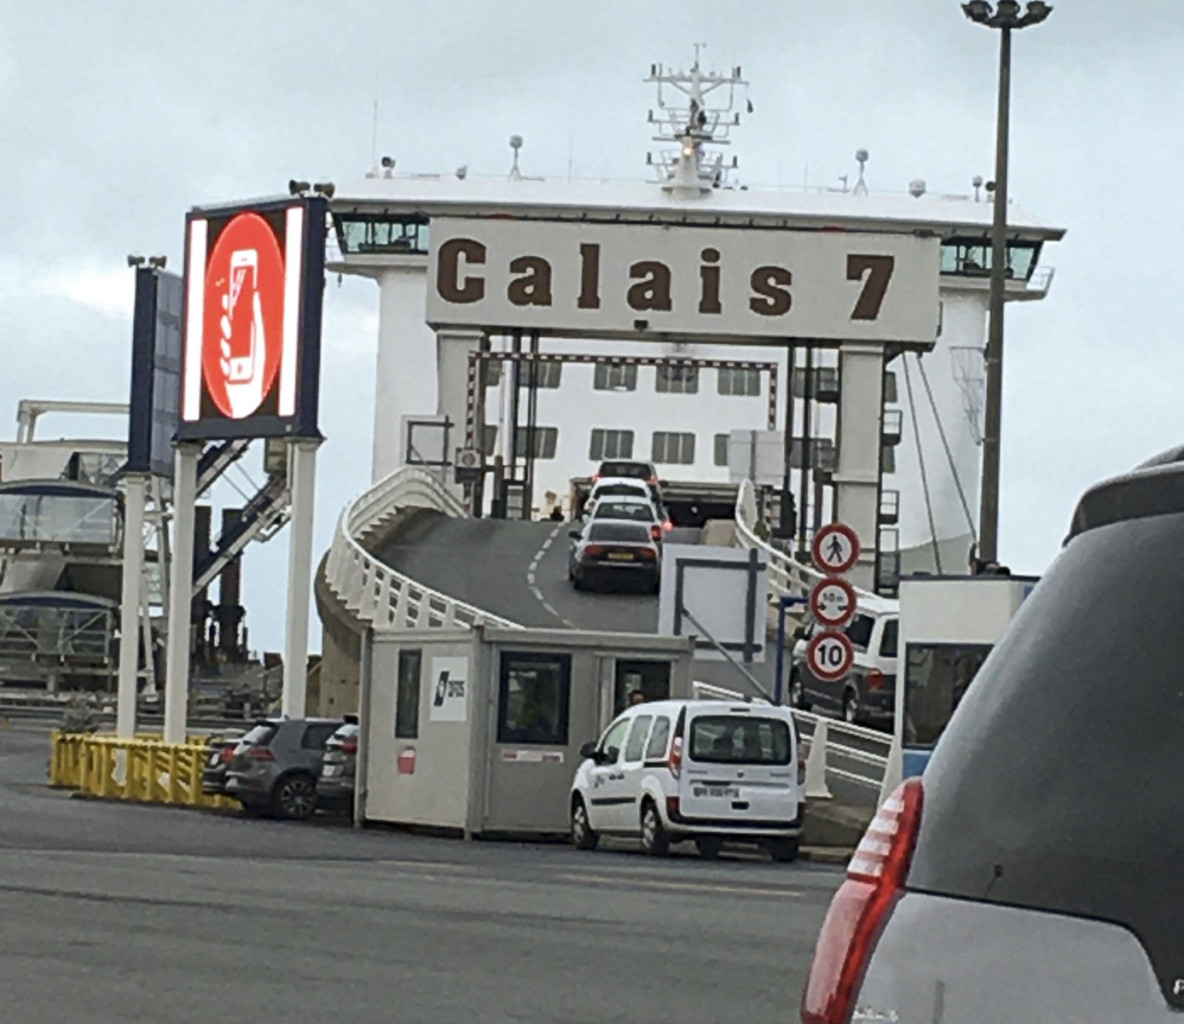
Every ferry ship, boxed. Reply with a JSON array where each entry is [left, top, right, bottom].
[[325, 55, 1063, 593]]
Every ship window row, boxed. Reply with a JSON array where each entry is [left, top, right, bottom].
[[334, 215, 430, 255], [940, 238, 1041, 281], [480, 362, 762, 396]]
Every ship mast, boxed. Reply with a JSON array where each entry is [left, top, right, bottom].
[[646, 45, 751, 198]]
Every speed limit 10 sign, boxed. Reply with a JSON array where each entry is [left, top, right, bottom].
[[806, 630, 855, 683]]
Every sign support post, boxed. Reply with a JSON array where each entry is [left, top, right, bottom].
[[116, 472, 149, 738], [164, 441, 201, 745], [281, 436, 321, 718]]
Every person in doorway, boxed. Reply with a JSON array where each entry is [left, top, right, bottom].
[[629, 689, 646, 707]]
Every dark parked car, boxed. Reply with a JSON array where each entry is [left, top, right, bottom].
[[200, 732, 244, 795], [801, 448, 1184, 1023], [316, 718, 359, 814], [224, 717, 342, 819], [568, 520, 661, 592]]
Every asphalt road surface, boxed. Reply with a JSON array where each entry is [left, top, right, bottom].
[[0, 725, 840, 1024]]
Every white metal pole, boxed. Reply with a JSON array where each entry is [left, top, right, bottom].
[[163, 443, 201, 745], [282, 438, 321, 718], [116, 473, 148, 738]]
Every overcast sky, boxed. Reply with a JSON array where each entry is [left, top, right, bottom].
[[1, 1, 1180, 652]]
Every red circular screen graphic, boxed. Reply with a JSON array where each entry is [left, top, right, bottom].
[[202, 212, 285, 420]]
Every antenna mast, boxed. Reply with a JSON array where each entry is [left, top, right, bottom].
[[645, 47, 751, 197]]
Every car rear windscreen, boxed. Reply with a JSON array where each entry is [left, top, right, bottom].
[[908, 510, 1184, 1010], [593, 502, 654, 522], [587, 523, 651, 543], [241, 723, 278, 746], [599, 462, 649, 479], [688, 716, 791, 765]]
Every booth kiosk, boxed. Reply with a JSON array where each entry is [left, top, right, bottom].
[[893, 574, 1038, 780], [357, 625, 696, 836]]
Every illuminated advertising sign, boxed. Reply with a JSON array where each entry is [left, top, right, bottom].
[[178, 196, 327, 440], [426, 217, 940, 346]]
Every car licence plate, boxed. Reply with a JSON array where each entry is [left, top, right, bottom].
[[322, 764, 340, 777], [694, 785, 740, 798], [607, 551, 634, 561], [207, 753, 220, 767]]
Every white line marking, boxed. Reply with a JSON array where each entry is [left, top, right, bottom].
[[526, 573, 536, 586], [528, 560, 539, 573]]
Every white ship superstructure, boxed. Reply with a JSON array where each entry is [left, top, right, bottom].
[[327, 56, 1063, 590]]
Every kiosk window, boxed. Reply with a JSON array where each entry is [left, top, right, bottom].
[[645, 717, 672, 760], [498, 652, 571, 745], [624, 715, 653, 762], [395, 649, 421, 739], [904, 642, 992, 747]]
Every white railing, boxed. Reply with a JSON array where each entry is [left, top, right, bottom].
[[691, 679, 895, 804], [324, 466, 522, 632], [732, 478, 884, 606]]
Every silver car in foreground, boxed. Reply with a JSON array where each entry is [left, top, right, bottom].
[[801, 448, 1184, 1023]]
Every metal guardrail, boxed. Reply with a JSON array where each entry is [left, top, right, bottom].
[[324, 465, 522, 632], [49, 732, 238, 809]]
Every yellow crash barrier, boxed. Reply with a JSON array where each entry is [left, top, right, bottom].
[[49, 731, 239, 810]]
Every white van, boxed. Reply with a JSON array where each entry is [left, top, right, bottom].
[[569, 699, 805, 861]]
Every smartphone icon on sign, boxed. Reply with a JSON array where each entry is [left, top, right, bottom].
[[226, 249, 259, 384]]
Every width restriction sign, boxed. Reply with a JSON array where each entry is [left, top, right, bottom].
[[809, 577, 857, 629], [806, 630, 855, 682], [812, 523, 860, 575]]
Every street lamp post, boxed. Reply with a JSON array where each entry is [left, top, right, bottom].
[[963, 0, 1052, 568]]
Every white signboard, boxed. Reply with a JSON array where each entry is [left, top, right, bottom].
[[658, 544, 768, 662], [726, 429, 784, 487], [429, 656, 469, 722], [427, 217, 940, 345]]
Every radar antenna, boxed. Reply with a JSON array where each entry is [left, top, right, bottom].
[[645, 48, 750, 197]]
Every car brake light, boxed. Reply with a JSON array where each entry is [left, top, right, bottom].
[[585, 544, 605, 556], [638, 547, 657, 560], [219, 746, 235, 763], [867, 669, 884, 691], [340, 739, 358, 755], [801, 779, 924, 1024], [668, 735, 682, 778], [246, 746, 275, 762]]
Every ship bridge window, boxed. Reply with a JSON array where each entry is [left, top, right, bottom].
[[522, 362, 562, 389], [713, 433, 730, 467], [514, 426, 558, 460], [656, 364, 699, 395], [717, 367, 761, 397], [594, 363, 638, 392], [334, 215, 429, 255], [940, 238, 1042, 281], [652, 432, 696, 465], [0, 487, 118, 546], [589, 429, 634, 461]]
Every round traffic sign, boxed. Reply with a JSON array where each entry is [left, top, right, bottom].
[[812, 523, 861, 575], [202, 212, 286, 421], [806, 630, 855, 682], [809, 576, 858, 628]]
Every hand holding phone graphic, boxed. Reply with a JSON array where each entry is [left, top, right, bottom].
[[219, 249, 267, 419]]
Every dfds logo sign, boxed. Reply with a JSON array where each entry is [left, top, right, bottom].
[[179, 197, 327, 440]]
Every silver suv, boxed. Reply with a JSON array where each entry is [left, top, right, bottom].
[[801, 450, 1184, 1022]]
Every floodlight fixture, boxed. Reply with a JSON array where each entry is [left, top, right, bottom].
[[288, 179, 311, 196], [313, 182, 336, 198], [127, 254, 146, 268], [148, 255, 167, 269]]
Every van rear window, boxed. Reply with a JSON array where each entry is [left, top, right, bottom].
[[688, 716, 791, 765]]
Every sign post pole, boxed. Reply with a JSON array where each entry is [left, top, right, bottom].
[[281, 437, 321, 718], [163, 441, 201, 746], [115, 472, 148, 738]]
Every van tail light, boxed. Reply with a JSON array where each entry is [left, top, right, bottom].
[[801, 779, 924, 1024], [668, 736, 683, 779], [662, 519, 674, 532], [798, 755, 807, 787], [340, 739, 358, 756], [867, 669, 884, 691], [246, 746, 275, 762]]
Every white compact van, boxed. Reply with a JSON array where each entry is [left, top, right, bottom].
[[569, 699, 805, 861]]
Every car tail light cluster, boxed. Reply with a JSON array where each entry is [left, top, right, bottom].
[[866, 669, 885, 691], [219, 746, 235, 763], [801, 779, 924, 1024], [585, 544, 605, 556], [340, 739, 358, 756], [650, 524, 662, 541], [667, 735, 683, 779], [638, 548, 657, 560], [246, 746, 276, 762]]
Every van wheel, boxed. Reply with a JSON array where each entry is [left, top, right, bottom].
[[639, 800, 669, 856], [842, 689, 860, 725], [571, 797, 599, 851], [695, 837, 723, 859], [767, 838, 799, 863], [790, 672, 810, 711]]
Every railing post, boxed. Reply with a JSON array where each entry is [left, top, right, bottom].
[[804, 718, 833, 800]]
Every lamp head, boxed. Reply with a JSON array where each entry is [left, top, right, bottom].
[[962, 0, 992, 23], [1023, 1, 1052, 24]]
